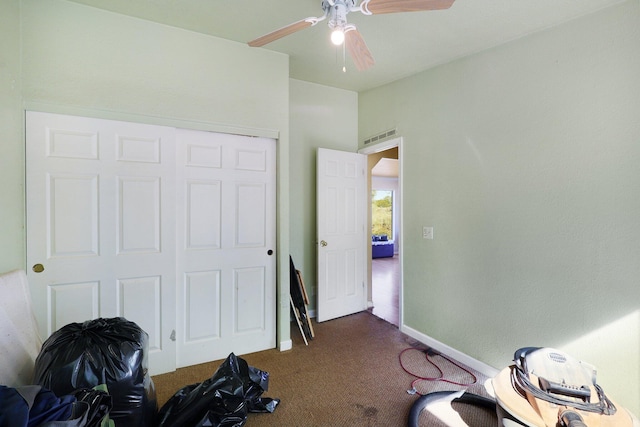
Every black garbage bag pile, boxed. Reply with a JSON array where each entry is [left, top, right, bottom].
[[157, 353, 280, 427], [33, 317, 157, 427]]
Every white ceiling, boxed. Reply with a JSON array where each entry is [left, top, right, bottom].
[[68, 0, 625, 92], [372, 158, 399, 177]]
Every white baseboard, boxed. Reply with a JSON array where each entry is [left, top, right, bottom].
[[400, 324, 499, 378], [279, 339, 293, 352]]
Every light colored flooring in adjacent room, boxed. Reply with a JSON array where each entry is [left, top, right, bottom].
[[370, 254, 400, 327]]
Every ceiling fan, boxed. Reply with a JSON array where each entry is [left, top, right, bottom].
[[248, 0, 456, 72]]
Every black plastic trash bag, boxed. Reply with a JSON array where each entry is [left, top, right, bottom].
[[72, 386, 114, 427], [157, 353, 279, 427], [33, 317, 157, 427]]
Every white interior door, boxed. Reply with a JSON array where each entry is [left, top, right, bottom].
[[175, 129, 276, 367], [26, 111, 177, 375], [316, 148, 367, 322]]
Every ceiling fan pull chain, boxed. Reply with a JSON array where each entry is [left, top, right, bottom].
[[343, 42, 347, 73]]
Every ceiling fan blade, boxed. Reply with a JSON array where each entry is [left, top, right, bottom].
[[345, 28, 375, 71], [361, 0, 455, 15], [248, 19, 315, 47]]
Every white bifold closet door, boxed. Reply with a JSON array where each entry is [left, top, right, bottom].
[[25, 111, 276, 375]]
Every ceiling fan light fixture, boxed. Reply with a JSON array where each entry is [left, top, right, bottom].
[[330, 27, 345, 45]]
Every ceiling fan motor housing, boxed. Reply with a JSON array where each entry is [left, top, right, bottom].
[[324, 0, 357, 29]]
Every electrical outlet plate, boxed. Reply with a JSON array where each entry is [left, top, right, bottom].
[[423, 226, 433, 240]]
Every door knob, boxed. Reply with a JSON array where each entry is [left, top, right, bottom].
[[32, 263, 45, 273], [320, 240, 328, 247]]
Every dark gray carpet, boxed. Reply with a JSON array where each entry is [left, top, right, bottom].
[[153, 311, 498, 426]]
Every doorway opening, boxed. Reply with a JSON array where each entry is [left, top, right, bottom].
[[359, 138, 402, 327]]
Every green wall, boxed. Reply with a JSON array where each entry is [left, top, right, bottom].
[[289, 79, 359, 311], [4, 0, 292, 349], [359, 1, 640, 413], [0, 0, 24, 271]]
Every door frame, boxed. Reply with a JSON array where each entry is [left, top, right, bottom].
[[358, 137, 403, 327]]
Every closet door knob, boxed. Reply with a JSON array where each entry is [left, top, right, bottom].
[[32, 264, 45, 273], [320, 240, 328, 247]]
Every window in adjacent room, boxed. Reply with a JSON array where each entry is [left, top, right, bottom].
[[372, 189, 393, 239]]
